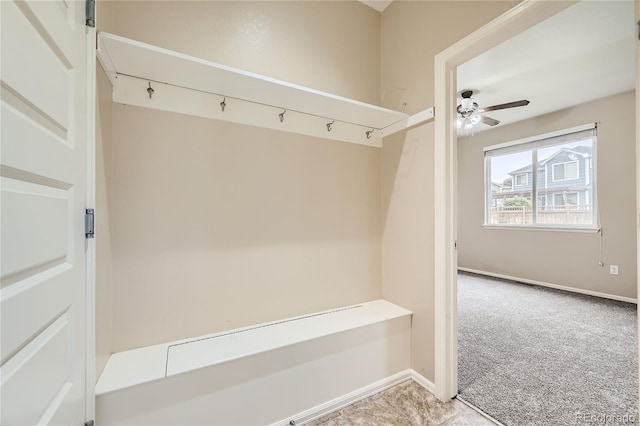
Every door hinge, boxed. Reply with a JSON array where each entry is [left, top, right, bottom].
[[84, 421, 94, 426], [454, 240, 457, 250], [86, 0, 95, 28], [85, 209, 95, 238]]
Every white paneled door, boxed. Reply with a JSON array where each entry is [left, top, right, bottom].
[[1, 0, 92, 424]]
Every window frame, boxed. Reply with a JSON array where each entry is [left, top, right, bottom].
[[483, 123, 598, 231]]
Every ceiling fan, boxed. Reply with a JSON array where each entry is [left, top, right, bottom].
[[456, 90, 530, 130]]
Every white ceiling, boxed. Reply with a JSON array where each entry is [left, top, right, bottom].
[[457, 0, 636, 132], [359, 0, 393, 13]]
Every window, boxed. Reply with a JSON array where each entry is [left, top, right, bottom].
[[552, 161, 578, 181], [484, 124, 597, 228], [553, 192, 578, 207], [514, 173, 528, 186]]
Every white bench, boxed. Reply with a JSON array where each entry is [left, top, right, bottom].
[[96, 299, 412, 425]]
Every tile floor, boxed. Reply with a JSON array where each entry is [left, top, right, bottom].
[[307, 380, 496, 426]]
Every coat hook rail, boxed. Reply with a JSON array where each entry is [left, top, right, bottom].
[[126, 75, 393, 141]]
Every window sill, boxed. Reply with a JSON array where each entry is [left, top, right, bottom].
[[481, 224, 600, 233]]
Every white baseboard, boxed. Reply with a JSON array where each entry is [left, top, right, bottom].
[[458, 267, 637, 304], [272, 369, 440, 425], [410, 370, 436, 394], [272, 369, 413, 426]]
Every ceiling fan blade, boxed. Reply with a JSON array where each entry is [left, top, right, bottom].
[[479, 99, 530, 113], [480, 115, 500, 126]]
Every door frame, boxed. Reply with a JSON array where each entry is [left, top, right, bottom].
[[635, 0, 639, 401], [432, 0, 582, 400], [85, 21, 97, 423]]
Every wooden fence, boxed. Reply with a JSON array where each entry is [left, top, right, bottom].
[[490, 205, 592, 225]]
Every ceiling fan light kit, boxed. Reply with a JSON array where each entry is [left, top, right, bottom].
[[456, 89, 530, 131]]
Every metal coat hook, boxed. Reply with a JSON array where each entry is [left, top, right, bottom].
[[326, 121, 334, 132], [279, 110, 286, 123], [365, 130, 374, 139], [220, 97, 226, 112], [147, 82, 154, 99]]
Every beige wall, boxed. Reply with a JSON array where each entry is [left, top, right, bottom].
[[110, 1, 380, 105], [380, 0, 520, 113], [104, 1, 384, 351], [458, 91, 637, 299], [380, 1, 519, 381], [95, 0, 115, 379], [111, 106, 381, 350], [95, 65, 114, 377]]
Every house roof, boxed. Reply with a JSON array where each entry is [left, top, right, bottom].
[[507, 145, 592, 175], [539, 145, 592, 166], [509, 164, 534, 175], [567, 146, 592, 155]]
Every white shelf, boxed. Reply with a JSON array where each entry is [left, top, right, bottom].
[[97, 32, 433, 147]]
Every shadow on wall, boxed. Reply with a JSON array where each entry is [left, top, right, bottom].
[[380, 123, 436, 381], [381, 130, 406, 225]]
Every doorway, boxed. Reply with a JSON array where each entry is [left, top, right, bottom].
[[433, 0, 640, 414]]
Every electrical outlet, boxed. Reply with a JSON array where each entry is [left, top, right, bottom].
[[610, 265, 619, 275]]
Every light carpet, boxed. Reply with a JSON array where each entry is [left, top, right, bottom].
[[458, 272, 638, 426]]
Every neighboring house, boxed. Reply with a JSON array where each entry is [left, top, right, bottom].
[[490, 182, 508, 207], [501, 146, 593, 209], [491, 182, 503, 193]]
